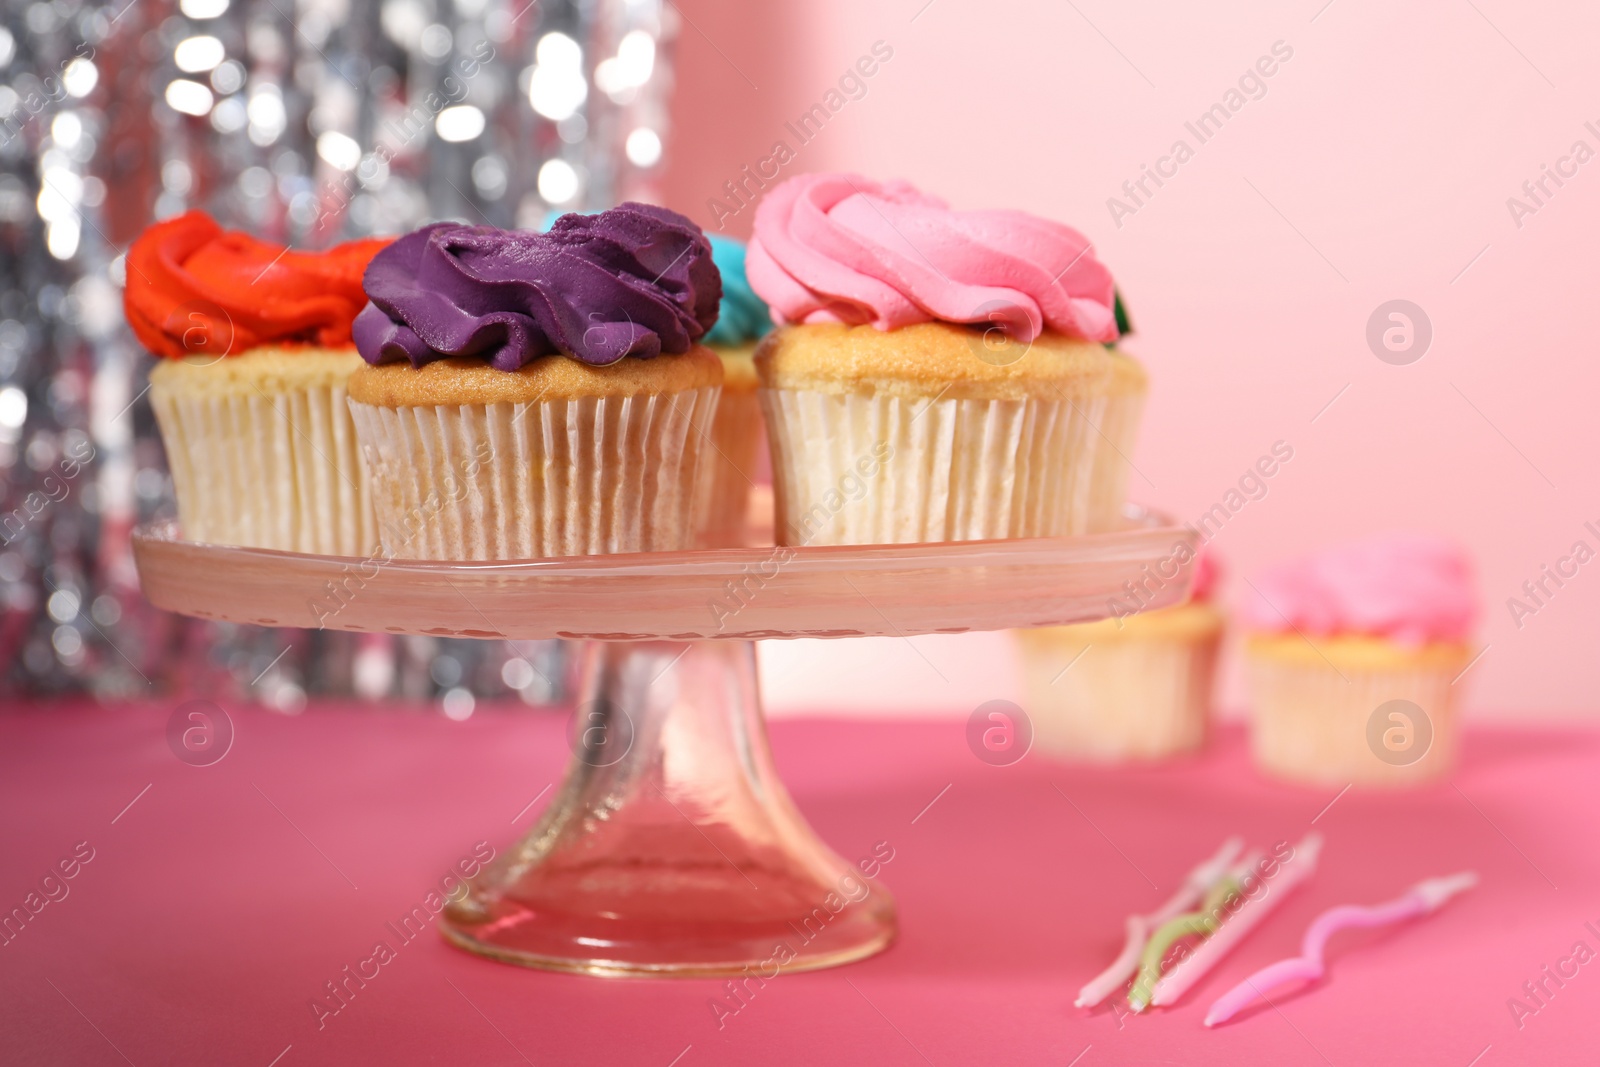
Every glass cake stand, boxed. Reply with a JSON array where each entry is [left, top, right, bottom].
[[132, 509, 1197, 978]]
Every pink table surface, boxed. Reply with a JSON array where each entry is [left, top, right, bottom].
[[2, 703, 1596, 1067]]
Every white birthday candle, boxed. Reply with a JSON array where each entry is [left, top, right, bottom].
[[1147, 831, 1324, 1010], [1076, 837, 1245, 1009]]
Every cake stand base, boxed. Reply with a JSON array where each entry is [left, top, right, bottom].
[[440, 640, 896, 977], [131, 513, 1201, 977]]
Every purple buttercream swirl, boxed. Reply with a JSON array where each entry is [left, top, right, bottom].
[[353, 203, 721, 369]]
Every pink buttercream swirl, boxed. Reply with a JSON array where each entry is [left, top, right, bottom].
[[747, 173, 1118, 343], [1241, 534, 1477, 645], [1190, 551, 1220, 603]]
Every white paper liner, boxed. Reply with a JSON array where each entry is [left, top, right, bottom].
[[349, 387, 718, 560], [761, 387, 1144, 545], [1246, 652, 1461, 786], [151, 380, 375, 555], [695, 388, 764, 548], [1087, 388, 1145, 539], [1021, 631, 1221, 761]]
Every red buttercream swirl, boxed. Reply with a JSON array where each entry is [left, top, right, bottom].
[[123, 211, 389, 358]]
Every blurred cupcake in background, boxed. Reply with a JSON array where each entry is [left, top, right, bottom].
[[696, 235, 773, 547], [348, 204, 723, 560], [125, 212, 389, 555], [1017, 552, 1223, 761], [747, 173, 1144, 546], [1242, 534, 1478, 787]]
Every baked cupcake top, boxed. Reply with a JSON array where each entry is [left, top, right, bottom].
[[702, 235, 772, 347], [1241, 534, 1477, 645], [354, 203, 720, 370], [747, 173, 1118, 343], [124, 211, 388, 359], [752, 320, 1143, 401]]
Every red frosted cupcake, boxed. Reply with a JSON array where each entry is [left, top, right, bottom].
[[125, 212, 388, 554]]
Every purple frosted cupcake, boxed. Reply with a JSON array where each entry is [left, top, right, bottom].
[[346, 204, 725, 560]]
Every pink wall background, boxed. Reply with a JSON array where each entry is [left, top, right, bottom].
[[660, 0, 1600, 717]]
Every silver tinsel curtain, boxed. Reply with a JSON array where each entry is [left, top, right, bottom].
[[0, 0, 678, 707]]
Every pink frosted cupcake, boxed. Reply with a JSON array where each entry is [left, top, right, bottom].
[[1242, 535, 1478, 787], [746, 173, 1144, 546], [1017, 553, 1223, 761]]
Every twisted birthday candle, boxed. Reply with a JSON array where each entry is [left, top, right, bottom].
[[1203, 870, 1477, 1026]]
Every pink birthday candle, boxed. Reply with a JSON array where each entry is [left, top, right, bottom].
[[1076, 837, 1244, 1009], [1146, 832, 1324, 1010], [1203, 870, 1478, 1026]]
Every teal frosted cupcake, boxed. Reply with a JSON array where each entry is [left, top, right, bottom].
[[698, 235, 772, 546], [540, 216, 772, 545]]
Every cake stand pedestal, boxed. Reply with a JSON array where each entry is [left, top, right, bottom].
[[132, 512, 1197, 977]]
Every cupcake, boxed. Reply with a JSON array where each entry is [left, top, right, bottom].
[[124, 212, 389, 555], [696, 235, 773, 546], [347, 204, 724, 560], [746, 173, 1145, 546], [1241, 535, 1478, 787], [1017, 553, 1223, 761]]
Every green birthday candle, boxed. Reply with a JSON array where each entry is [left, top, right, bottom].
[[1126, 876, 1242, 1012]]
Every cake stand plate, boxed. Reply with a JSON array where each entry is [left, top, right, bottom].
[[132, 511, 1197, 978]]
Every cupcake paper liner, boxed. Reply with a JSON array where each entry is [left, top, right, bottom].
[[1246, 651, 1462, 787], [762, 388, 1143, 546], [349, 387, 718, 560], [152, 380, 375, 555], [1020, 629, 1221, 762], [1086, 385, 1145, 540], [695, 387, 764, 548]]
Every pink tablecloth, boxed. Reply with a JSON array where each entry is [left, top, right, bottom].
[[2, 703, 1596, 1066]]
